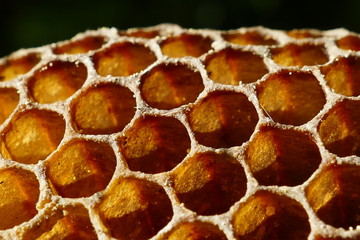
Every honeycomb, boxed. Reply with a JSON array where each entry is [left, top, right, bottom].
[[0, 24, 360, 240]]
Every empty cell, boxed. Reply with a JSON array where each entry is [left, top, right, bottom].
[[245, 126, 321, 186], [119, 29, 160, 39], [321, 56, 360, 96], [45, 139, 116, 198], [161, 221, 227, 240], [22, 205, 97, 240], [93, 42, 156, 77], [53, 36, 106, 54], [0, 168, 39, 230], [318, 99, 360, 157], [257, 70, 326, 126], [305, 164, 360, 229], [232, 190, 310, 240], [188, 91, 258, 148], [287, 29, 322, 39], [271, 43, 329, 67], [0, 88, 19, 124], [336, 35, 360, 51], [160, 34, 213, 58], [140, 63, 204, 109], [28, 60, 87, 104], [118, 115, 190, 174], [0, 53, 40, 82], [71, 83, 136, 135], [222, 30, 278, 46], [172, 152, 247, 215], [0, 109, 65, 164], [205, 48, 268, 85], [97, 177, 173, 240]]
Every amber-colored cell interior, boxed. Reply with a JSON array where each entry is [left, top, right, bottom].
[[53, 36, 106, 54], [318, 100, 360, 157], [188, 91, 258, 148], [140, 63, 204, 109], [172, 152, 247, 215], [0, 109, 65, 164], [321, 56, 360, 96], [120, 30, 160, 39], [45, 139, 116, 198], [305, 164, 360, 229], [271, 43, 329, 67], [0, 168, 39, 230], [0, 88, 19, 124], [97, 177, 173, 240], [0, 53, 40, 82], [160, 34, 213, 58], [257, 70, 326, 125], [23, 205, 97, 240], [28, 61, 87, 104], [72, 83, 136, 134], [161, 221, 227, 240], [93, 42, 156, 77], [232, 190, 310, 240], [205, 48, 268, 85], [245, 126, 321, 186], [222, 31, 278, 45], [287, 29, 322, 39], [118, 115, 190, 173], [336, 35, 360, 51]]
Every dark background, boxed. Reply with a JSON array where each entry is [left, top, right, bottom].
[[1, 0, 359, 58]]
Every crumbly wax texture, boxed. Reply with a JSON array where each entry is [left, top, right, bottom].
[[0, 24, 360, 240]]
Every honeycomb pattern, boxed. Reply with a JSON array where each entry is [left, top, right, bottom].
[[0, 24, 359, 240]]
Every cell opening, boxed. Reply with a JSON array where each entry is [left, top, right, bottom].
[[336, 35, 360, 51], [0, 53, 40, 82], [0, 88, 19, 124], [188, 91, 258, 148], [118, 115, 191, 174], [53, 36, 106, 54], [257, 70, 326, 126], [28, 60, 87, 103], [140, 63, 204, 109], [222, 30, 278, 46]]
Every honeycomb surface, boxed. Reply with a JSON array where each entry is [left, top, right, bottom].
[[0, 24, 360, 240]]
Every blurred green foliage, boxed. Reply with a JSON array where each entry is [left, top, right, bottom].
[[1, 0, 359, 57]]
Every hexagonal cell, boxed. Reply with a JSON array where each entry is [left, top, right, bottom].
[[245, 126, 321, 186], [318, 99, 360, 157], [0, 87, 19, 124], [71, 83, 136, 135], [172, 152, 247, 215], [92, 42, 157, 77], [336, 35, 360, 51], [0, 109, 65, 164], [320, 56, 360, 96], [45, 139, 116, 198], [257, 70, 326, 126], [305, 164, 360, 229], [28, 60, 87, 104], [120, 29, 160, 39], [97, 177, 173, 240], [287, 29, 322, 39], [232, 190, 310, 240], [222, 30, 278, 46], [140, 63, 204, 109], [160, 221, 227, 240], [118, 115, 190, 174], [53, 36, 106, 54], [188, 91, 258, 148], [160, 34, 213, 58], [22, 205, 97, 240], [205, 48, 268, 85], [0, 53, 40, 82], [0, 168, 39, 230], [271, 43, 329, 67]]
